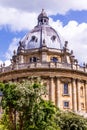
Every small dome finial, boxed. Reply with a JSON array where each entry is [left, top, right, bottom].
[[42, 9, 44, 12]]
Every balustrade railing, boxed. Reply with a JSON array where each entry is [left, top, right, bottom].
[[0, 62, 86, 73]]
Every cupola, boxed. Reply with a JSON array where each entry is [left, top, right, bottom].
[[38, 9, 49, 25]]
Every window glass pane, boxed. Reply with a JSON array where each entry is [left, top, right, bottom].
[[51, 57, 58, 62], [64, 101, 69, 107], [30, 57, 37, 62], [33, 57, 37, 62], [64, 83, 68, 94]]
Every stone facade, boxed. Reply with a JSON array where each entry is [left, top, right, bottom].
[[0, 9, 87, 115]]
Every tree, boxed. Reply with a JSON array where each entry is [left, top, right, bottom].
[[0, 78, 87, 130], [0, 78, 60, 130], [33, 99, 60, 130], [0, 82, 20, 130], [57, 111, 87, 130]]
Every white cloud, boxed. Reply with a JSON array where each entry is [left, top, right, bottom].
[[0, 0, 87, 32], [50, 18, 87, 63], [0, 6, 37, 31], [0, 0, 87, 14], [0, 1, 87, 65], [4, 19, 87, 66], [5, 37, 20, 59], [4, 60, 11, 66], [0, 60, 11, 66], [3, 37, 20, 66]]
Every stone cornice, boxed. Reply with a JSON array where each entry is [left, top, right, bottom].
[[0, 67, 87, 82]]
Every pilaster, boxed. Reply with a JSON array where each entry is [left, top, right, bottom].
[[84, 81, 87, 113], [49, 77, 55, 103], [56, 77, 60, 108], [76, 79, 81, 112], [72, 79, 77, 112]]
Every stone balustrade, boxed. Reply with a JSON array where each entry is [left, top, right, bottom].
[[0, 62, 87, 73]]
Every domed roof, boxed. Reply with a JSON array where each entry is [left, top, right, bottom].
[[20, 10, 63, 50]]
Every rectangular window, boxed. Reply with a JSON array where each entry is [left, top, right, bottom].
[[63, 83, 68, 95], [64, 101, 69, 108]]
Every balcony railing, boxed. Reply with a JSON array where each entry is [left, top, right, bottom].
[[0, 62, 87, 73]]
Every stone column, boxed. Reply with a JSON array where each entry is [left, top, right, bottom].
[[77, 79, 81, 112], [46, 80, 49, 101], [84, 81, 87, 113], [72, 79, 77, 112], [50, 77, 55, 103], [56, 77, 60, 108]]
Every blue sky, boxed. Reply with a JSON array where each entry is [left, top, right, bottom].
[[0, 30, 26, 61], [50, 10, 87, 25], [0, 0, 87, 65]]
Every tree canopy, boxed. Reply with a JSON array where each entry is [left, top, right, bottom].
[[0, 78, 87, 130], [0, 78, 59, 130]]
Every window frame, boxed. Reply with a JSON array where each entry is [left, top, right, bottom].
[[63, 83, 69, 95], [30, 57, 37, 63], [50, 57, 58, 63], [63, 101, 69, 108]]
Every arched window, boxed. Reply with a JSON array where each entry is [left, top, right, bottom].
[[33, 57, 37, 62], [30, 57, 37, 63], [63, 83, 68, 95], [50, 57, 58, 62]]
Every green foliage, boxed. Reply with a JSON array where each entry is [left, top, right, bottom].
[[0, 78, 87, 130], [58, 111, 87, 130], [0, 112, 9, 130], [33, 100, 60, 130], [0, 78, 59, 130]]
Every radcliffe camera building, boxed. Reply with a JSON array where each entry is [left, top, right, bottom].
[[0, 9, 87, 115]]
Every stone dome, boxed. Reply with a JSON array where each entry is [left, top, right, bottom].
[[20, 9, 63, 50]]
